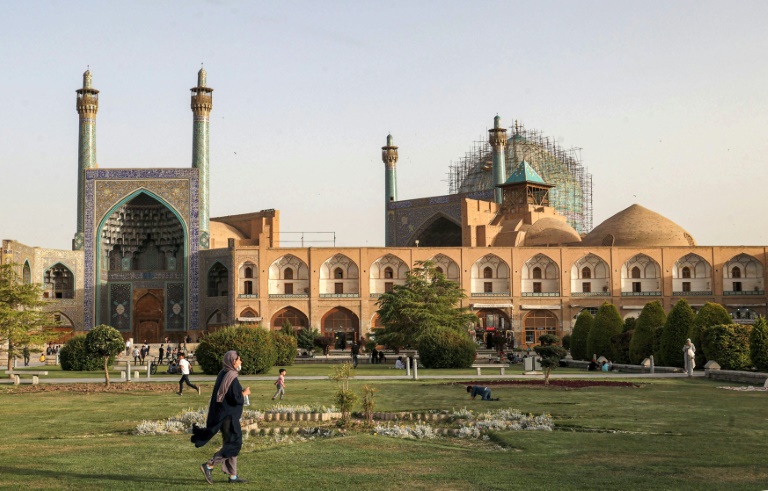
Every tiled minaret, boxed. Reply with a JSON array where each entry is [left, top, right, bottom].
[[489, 114, 508, 204], [191, 67, 213, 248], [73, 69, 99, 251], [381, 134, 399, 244]]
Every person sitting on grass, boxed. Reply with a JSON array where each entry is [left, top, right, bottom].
[[395, 356, 405, 369], [466, 385, 499, 401]]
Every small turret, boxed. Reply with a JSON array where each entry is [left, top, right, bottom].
[[381, 134, 399, 245], [74, 69, 100, 250], [191, 66, 214, 248], [488, 114, 508, 204]]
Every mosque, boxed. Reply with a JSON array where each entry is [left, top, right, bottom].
[[2, 70, 766, 349]]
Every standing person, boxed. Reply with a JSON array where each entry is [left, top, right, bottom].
[[158, 344, 165, 365], [351, 342, 360, 368], [22, 346, 30, 366], [133, 346, 141, 364], [466, 385, 499, 401], [683, 338, 696, 377], [125, 340, 131, 356], [272, 368, 286, 400], [371, 347, 378, 365], [192, 351, 250, 485], [177, 352, 201, 396]]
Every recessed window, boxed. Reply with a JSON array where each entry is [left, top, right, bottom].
[[335, 282, 343, 294], [484, 282, 493, 293], [682, 267, 691, 279], [631, 267, 641, 279], [533, 282, 542, 293], [384, 282, 394, 293], [284, 283, 293, 295], [632, 281, 642, 293], [732, 267, 741, 278], [334, 267, 344, 279], [733, 281, 742, 292], [244, 267, 253, 279], [384, 267, 393, 279], [682, 282, 691, 292], [582, 282, 591, 293], [532, 267, 542, 279], [483, 267, 493, 279], [581, 267, 591, 279], [284, 268, 294, 280], [243, 281, 253, 294]]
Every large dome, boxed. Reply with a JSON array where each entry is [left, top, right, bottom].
[[581, 204, 695, 247], [524, 217, 582, 246]]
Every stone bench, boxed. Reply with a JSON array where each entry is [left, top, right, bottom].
[[471, 364, 509, 375], [111, 365, 149, 381], [5, 370, 49, 385]]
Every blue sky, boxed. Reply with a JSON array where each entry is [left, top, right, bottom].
[[2, 1, 767, 248]]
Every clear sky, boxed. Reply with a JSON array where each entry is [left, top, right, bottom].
[[2, 1, 767, 249]]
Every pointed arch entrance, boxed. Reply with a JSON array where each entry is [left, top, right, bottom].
[[522, 309, 559, 347], [322, 307, 360, 348]]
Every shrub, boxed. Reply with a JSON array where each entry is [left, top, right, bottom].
[[610, 330, 633, 364], [561, 334, 571, 351], [570, 311, 593, 361], [60, 335, 108, 371], [296, 326, 320, 351], [629, 301, 666, 364], [659, 299, 695, 367], [691, 302, 732, 368], [272, 331, 297, 366], [85, 324, 126, 387], [534, 334, 567, 384], [417, 326, 476, 369], [652, 326, 664, 362], [587, 303, 622, 360], [749, 317, 768, 371], [701, 324, 752, 370], [195, 325, 276, 375], [623, 317, 636, 333]]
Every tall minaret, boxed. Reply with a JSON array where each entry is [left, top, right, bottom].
[[73, 69, 99, 251], [191, 67, 213, 248], [381, 134, 399, 242], [488, 114, 508, 204]]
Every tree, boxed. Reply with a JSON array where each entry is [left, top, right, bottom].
[[0, 263, 61, 370], [280, 320, 297, 337], [623, 317, 636, 333], [376, 260, 476, 349], [534, 334, 567, 385], [629, 301, 666, 364], [701, 324, 752, 370], [749, 316, 768, 371], [296, 326, 320, 352], [659, 299, 695, 367], [691, 302, 732, 368], [570, 310, 593, 361], [587, 303, 623, 360], [85, 324, 125, 387]]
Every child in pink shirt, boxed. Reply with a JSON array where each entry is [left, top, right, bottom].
[[272, 369, 286, 400]]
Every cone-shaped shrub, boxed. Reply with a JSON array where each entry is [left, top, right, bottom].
[[629, 301, 666, 364], [659, 299, 695, 367], [570, 310, 593, 361], [587, 303, 622, 360]]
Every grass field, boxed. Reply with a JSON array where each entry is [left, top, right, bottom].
[[0, 372, 765, 490]]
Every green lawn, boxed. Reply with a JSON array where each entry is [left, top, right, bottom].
[[0, 376, 765, 490]]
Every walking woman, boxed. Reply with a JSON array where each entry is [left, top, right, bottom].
[[191, 351, 251, 484]]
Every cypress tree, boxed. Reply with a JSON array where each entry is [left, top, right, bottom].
[[569, 310, 593, 361], [629, 301, 666, 364], [690, 302, 731, 368], [660, 299, 695, 367], [587, 303, 623, 360]]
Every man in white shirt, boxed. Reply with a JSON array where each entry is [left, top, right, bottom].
[[177, 352, 201, 396]]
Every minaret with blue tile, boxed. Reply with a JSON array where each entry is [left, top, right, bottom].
[[191, 67, 213, 248], [489, 114, 508, 204], [381, 134, 399, 243], [73, 69, 99, 251]]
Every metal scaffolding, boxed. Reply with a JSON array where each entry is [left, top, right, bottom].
[[447, 121, 593, 235]]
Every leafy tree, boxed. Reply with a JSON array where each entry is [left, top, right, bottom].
[[534, 334, 568, 385], [376, 260, 476, 349], [296, 326, 320, 352], [701, 324, 752, 370], [749, 316, 768, 371], [691, 302, 732, 368], [659, 299, 695, 367], [0, 263, 61, 370], [85, 324, 125, 387], [569, 310, 593, 361], [587, 303, 622, 360], [629, 301, 666, 364], [331, 363, 357, 423]]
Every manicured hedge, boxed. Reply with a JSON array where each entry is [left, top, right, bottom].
[[659, 299, 695, 367], [701, 324, 752, 370], [690, 302, 732, 368], [196, 325, 276, 375], [417, 326, 476, 369], [60, 335, 110, 371], [610, 330, 633, 364]]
